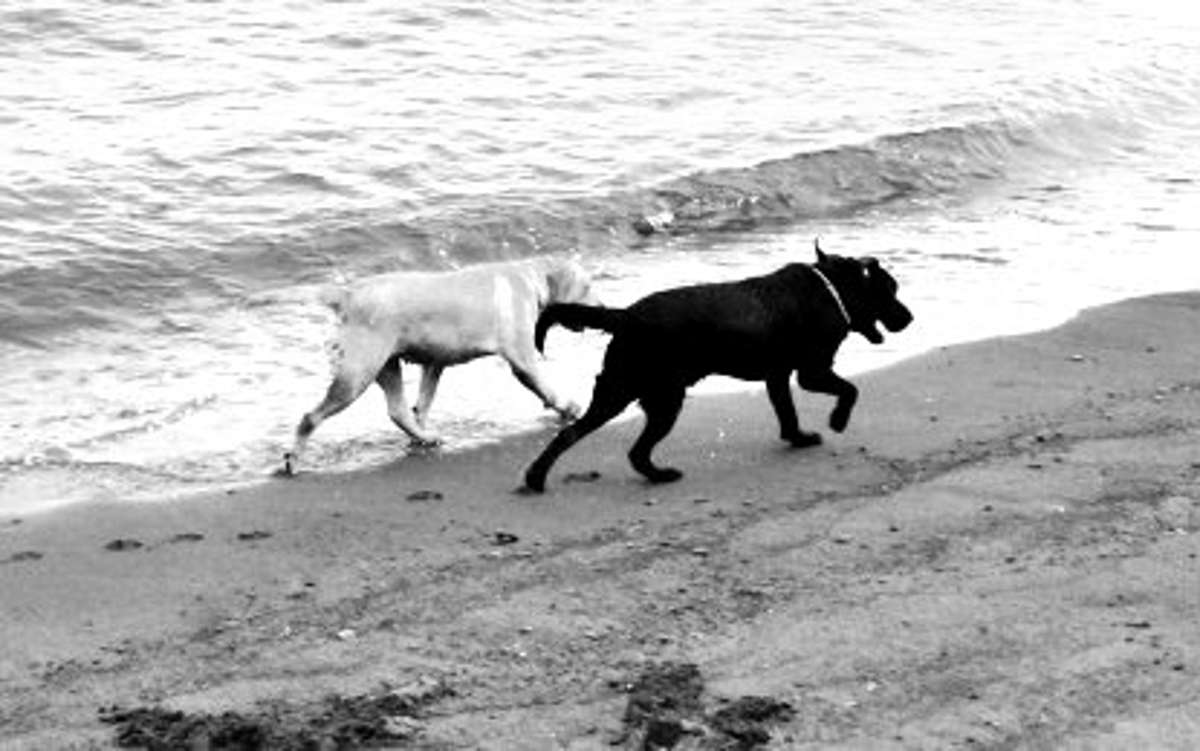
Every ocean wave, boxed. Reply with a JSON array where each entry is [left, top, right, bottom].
[[0, 96, 1174, 345], [630, 117, 1064, 237], [273, 106, 1138, 270]]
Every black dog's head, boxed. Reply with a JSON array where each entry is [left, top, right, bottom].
[[814, 241, 913, 344]]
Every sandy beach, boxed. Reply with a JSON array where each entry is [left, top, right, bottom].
[[3, 291, 1200, 749]]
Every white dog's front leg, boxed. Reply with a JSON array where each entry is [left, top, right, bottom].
[[505, 352, 581, 421], [413, 364, 444, 428], [376, 358, 442, 446]]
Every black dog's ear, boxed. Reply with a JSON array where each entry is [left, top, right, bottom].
[[814, 237, 827, 263]]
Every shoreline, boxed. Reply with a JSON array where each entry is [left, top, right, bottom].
[[3, 291, 1200, 748], [0, 284, 1116, 523]]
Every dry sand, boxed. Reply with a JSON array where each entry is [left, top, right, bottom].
[[2, 292, 1200, 749]]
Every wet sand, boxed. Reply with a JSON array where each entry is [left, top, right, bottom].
[[2, 292, 1200, 749]]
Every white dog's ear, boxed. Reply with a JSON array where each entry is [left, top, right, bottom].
[[814, 237, 827, 263], [545, 259, 575, 302]]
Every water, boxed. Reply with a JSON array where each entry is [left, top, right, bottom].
[[2, 0, 1198, 513]]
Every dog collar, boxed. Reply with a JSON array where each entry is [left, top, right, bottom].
[[811, 267, 852, 329]]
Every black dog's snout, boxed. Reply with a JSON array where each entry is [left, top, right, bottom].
[[883, 303, 914, 333]]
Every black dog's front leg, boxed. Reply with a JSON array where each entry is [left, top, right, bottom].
[[796, 369, 858, 433], [767, 373, 821, 447]]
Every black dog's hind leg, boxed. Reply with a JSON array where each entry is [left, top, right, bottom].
[[796, 368, 858, 433], [629, 388, 686, 483], [523, 375, 634, 492], [767, 373, 821, 448]]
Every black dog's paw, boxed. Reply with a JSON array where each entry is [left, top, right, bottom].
[[521, 471, 547, 494], [784, 431, 822, 448], [829, 407, 852, 433], [644, 467, 684, 484]]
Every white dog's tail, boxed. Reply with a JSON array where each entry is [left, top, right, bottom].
[[317, 273, 352, 320]]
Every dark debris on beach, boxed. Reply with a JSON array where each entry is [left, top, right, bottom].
[[99, 678, 454, 750], [617, 661, 795, 749]]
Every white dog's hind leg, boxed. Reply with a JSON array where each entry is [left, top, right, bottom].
[[376, 358, 441, 446], [413, 364, 444, 428], [283, 370, 374, 475]]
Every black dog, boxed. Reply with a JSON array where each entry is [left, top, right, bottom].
[[523, 242, 913, 492]]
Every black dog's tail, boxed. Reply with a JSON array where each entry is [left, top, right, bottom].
[[535, 303, 627, 353]]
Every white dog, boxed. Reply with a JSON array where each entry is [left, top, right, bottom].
[[282, 256, 598, 475]]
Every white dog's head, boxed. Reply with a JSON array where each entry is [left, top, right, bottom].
[[545, 258, 600, 306]]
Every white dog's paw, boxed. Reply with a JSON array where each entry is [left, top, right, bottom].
[[276, 452, 298, 477], [557, 401, 583, 422]]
